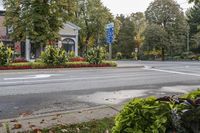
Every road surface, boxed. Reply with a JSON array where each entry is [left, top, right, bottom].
[[0, 61, 200, 119]]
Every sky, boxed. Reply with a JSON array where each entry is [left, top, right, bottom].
[[0, 0, 193, 14], [101, 0, 193, 15]]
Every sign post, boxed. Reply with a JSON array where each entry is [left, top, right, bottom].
[[106, 23, 114, 60]]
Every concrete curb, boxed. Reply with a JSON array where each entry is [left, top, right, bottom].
[[0, 105, 122, 133], [0, 66, 144, 74], [117, 65, 144, 68]]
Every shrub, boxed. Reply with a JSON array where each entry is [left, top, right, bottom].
[[67, 51, 75, 59], [113, 90, 200, 133], [85, 47, 107, 64], [116, 52, 123, 60], [41, 46, 67, 65], [112, 97, 172, 133], [131, 52, 137, 60], [0, 42, 12, 66]]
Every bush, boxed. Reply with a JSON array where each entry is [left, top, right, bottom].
[[131, 52, 137, 60], [0, 42, 12, 66], [41, 46, 67, 65], [85, 47, 107, 64], [113, 90, 200, 133], [112, 97, 172, 133], [67, 51, 75, 59], [116, 52, 123, 60]]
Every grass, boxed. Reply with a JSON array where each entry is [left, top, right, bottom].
[[21, 117, 115, 133]]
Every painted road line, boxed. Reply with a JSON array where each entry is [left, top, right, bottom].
[[0, 74, 145, 86], [145, 68, 200, 77], [4, 74, 52, 80]]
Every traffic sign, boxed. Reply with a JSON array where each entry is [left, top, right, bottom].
[[106, 23, 114, 44]]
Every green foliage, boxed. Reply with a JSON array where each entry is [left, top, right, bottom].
[[3, 0, 69, 45], [116, 52, 123, 60], [143, 24, 168, 50], [0, 43, 12, 66], [3, 123, 10, 133], [145, 0, 187, 59], [182, 89, 200, 99], [187, 4, 200, 53], [189, 0, 200, 4], [114, 15, 136, 58], [131, 52, 137, 60], [112, 97, 172, 133], [67, 51, 76, 59], [113, 90, 200, 133], [102, 61, 117, 67], [73, 0, 113, 54], [41, 46, 67, 65], [85, 47, 107, 64]]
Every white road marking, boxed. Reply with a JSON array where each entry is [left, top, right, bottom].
[[145, 68, 200, 77], [0, 74, 139, 85], [4, 74, 52, 80]]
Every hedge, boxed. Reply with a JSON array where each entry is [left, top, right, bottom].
[[0, 61, 117, 70]]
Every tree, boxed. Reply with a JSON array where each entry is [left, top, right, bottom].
[[114, 15, 136, 58], [145, 0, 187, 60], [73, 0, 113, 55], [130, 12, 147, 59], [143, 24, 168, 60], [187, 3, 200, 53], [3, 0, 69, 46]]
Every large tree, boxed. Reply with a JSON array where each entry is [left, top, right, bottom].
[[187, 3, 200, 52], [143, 24, 168, 60], [145, 0, 187, 60], [130, 12, 147, 59], [72, 0, 113, 54], [113, 14, 136, 58], [3, 0, 69, 45]]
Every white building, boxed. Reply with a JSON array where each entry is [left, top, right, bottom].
[[59, 22, 81, 57], [25, 22, 81, 61]]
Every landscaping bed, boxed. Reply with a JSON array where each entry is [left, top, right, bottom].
[[0, 61, 117, 70]]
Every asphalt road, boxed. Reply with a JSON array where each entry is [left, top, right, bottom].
[[1, 61, 200, 119]]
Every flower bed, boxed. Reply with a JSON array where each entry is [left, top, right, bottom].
[[0, 61, 117, 70], [69, 57, 86, 62], [12, 58, 28, 63]]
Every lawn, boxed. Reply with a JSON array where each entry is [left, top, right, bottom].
[[24, 117, 114, 133]]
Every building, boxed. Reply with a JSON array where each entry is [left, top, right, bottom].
[[59, 22, 81, 57], [0, 10, 81, 61]]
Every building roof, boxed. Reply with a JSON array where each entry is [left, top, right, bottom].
[[64, 22, 81, 30]]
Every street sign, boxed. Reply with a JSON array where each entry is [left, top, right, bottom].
[[105, 23, 114, 60], [106, 23, 114, 44]]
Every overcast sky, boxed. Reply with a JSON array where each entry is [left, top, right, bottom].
[[101, 0, 193, 15], [0, 0, 193, 14]]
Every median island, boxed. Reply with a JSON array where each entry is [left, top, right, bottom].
[[0, 45, 117, 70]]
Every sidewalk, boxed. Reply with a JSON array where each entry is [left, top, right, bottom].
[[0, 105, 122, 133]]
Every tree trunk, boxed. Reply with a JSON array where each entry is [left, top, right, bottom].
[[161, 47, 165, 61]]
